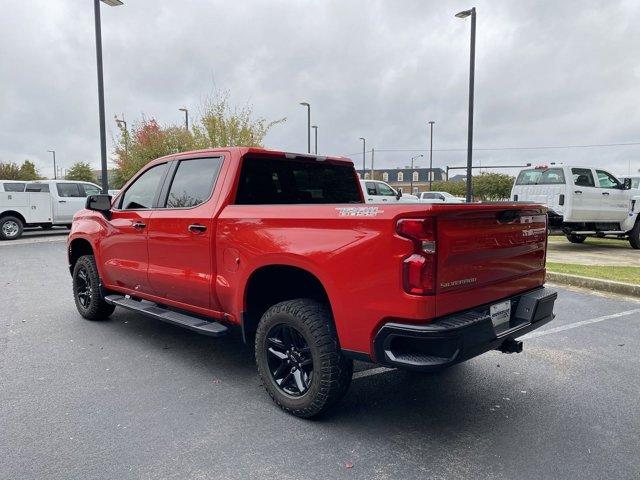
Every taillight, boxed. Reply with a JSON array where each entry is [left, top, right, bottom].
[[397, 218, 436, 295]]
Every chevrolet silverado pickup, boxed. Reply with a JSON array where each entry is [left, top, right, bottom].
[[68, 147, 557, 417]]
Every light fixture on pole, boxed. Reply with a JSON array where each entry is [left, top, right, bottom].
[[456, 7, 476, 202], [179, 107, 189, 131], [47, 150, 57, 180], [311, 125, 318, 154], [94, 0, 123, 193], [299, 102, 311, 153], [428, 121, 435, 191], [410, 154, 423, 194], [359, 137, 366, 177]]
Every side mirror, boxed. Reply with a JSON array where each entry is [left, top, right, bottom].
[[86, 194, 112, 216], [623, 178, 632, 190], [396, 189, 403, 200]]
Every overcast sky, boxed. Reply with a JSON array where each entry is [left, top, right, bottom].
[[1, 0, 640, 179]]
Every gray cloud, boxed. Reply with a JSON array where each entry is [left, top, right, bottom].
[[1, 0, 639, 179]]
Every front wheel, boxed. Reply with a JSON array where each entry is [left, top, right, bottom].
[[0, 216, 24, 240], [255, 299, 353, 418], [566, 233, 587, 244], [72, 255, 115, 320], [629, 221, 640, 249]]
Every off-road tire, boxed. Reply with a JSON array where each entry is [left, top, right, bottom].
[[0, 216, 24, 240], [629, 220, 640, 249], [255, 299, 353, 418], [566, 233, 587, 244], [72, 255, 115, 320]]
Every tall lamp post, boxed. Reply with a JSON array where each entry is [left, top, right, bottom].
[[47, 150, 57, 180], [428, 121, 435, 191], [179, 107, 189, 131], [299, 102, 311, 153], [311, 125, 318, 154], [359, 137, 366, 178], [410, 154, 423, 194], [456, 7, 476, 203], [94, 0, 123, 194]]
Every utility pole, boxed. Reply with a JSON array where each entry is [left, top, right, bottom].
[[179, 107, 189, 131], [312, 125, 318, 154], [370, 148, 375, 179], [47, 150, 57, 180], [359, 137, 366, 177], [300, 102, 311, 153], [428, 121, 435, 191]]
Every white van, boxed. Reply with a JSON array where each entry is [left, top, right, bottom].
[[360, 180, 419, 203], [0, 180, 102, 240], [511, 166, 640, 248]]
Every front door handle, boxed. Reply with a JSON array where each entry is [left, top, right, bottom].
[[59, 200, 67, 203], [132, 221, 146, 230], [602, 192, 610, 196], [188, 224, 207, 233], [574, 190, 583, 194]]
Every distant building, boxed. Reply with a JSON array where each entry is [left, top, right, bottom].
[[448, 174, 468, 183], [357, 167, 446, 195]]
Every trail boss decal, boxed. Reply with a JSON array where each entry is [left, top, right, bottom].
[[335, 206, 383, 217]]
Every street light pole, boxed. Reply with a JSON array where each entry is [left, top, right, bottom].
[[428, 121, 435, 191], [47, 150, 57, 180], [179, 107, 189, 131], [94, 0, 123, 194], [410, 154, 423, 194], [312, 125, 318, 154], [299, 102, 311, 153], [456, 7, 476, 203], [115, 115, 128, 156], [359, 137, 366, 177]]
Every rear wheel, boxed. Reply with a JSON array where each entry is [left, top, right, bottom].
[[566, 233, 587, 244], [255, 299, 353, 418], [629, 221, 640, 249], [0, 216, 23, 240], [72, 255, 115, 320]]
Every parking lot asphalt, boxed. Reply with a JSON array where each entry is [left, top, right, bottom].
[[1, 239, 639, 480]]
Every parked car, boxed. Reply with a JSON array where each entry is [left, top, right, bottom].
[[511, 165, 640, 248], [418, 191, 465, 203], [360, 179, 419, 203], [0, 180, 102, 240], [68, 147, 557, 417]]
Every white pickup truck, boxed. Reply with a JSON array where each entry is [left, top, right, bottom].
[[360, 180, 419, 203], [0, 180, 102, 240], [511, 166, 640, 248]]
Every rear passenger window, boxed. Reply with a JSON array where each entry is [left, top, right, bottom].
[[4, 183, 26, 192], [365, 182, 377, 195], [26, 184, 50, 193], [56, 183, 83, 197], [165, 157, 222, 208], [120, 163, 168, 210], [571, 168, 595, 187]]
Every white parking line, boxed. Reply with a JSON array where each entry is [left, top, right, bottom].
[[353, 308, 640, 380], [353, 366, 395, 379], [521, 308, 640, 340], [0, 235, 67, 246]]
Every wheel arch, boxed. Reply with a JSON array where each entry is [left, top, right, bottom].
[[242, 264, 334, 343], [0, 210, 26, 224], [68, 237, 95, 275]]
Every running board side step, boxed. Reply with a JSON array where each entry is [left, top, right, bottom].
[[104, 295, 228, 337]]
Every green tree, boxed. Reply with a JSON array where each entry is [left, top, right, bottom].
[[113, 92, 286, 184], [18, 160, 40, 180], [66, 162, 96, 182], [428, 180, 467, 197], [0, 162, 21, 180], [472, 172, 515, 201]]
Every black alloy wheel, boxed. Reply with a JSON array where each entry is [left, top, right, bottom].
[[266, 323, 313, 396]]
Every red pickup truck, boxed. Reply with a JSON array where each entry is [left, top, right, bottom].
[[68, 147, 557, 417]]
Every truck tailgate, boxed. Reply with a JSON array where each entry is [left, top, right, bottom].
[[435, 205, 547, 317]]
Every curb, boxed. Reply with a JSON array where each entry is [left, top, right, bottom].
[[546, 271, 640, 298]]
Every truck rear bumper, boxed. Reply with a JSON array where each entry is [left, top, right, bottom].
[[373, 287, 557, 371]]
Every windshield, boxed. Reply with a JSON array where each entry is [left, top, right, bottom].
[[515, 168, 565, 185]]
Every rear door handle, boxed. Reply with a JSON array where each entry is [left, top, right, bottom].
[[58, 200, 67, 203], [574, 190, 582, 194], [188, 224, 207, 233], [602, 192, 610, 196], [132, 221, 146, 230]]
